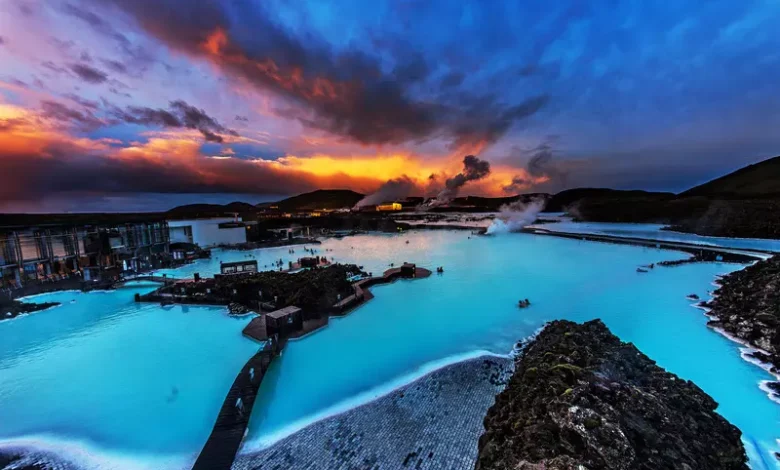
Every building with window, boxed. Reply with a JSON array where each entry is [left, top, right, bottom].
[[168, 217, 247, 248], [376, 202, 403, 211], [0, 218, 170, 289]]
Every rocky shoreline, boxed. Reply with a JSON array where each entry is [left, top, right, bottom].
[[702, 255, 780, 395], [1, 300, 61, 322], [476, 319, 749, 470]]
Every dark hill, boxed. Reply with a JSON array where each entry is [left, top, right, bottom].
[[265, 189, 365, 211], [166, 201, 256, 218], [680, 156, 780, 199], [545, 188, 674, 213], [453, 194, 550, 210]]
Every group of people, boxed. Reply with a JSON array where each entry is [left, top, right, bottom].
[[518, 298, 531, 308], [436, 266, 444, 273]]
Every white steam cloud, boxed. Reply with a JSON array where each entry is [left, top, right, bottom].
[[354, 176, 417, 208], [486, 198, 546, 234]]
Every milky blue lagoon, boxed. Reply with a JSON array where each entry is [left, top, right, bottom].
[[1, 231, 779, 469], [0, 283, 258, 469]]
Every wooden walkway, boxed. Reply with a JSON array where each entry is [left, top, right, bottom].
[[190, 262, 432, 470], [191, 340, 277, 470]]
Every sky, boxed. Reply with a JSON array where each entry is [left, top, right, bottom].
[[1, 0, 780, 212]]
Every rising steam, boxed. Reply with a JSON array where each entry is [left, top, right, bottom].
[[486, 198, 546, 234], [428, 155, 491, 207], [354, 175, 417, 208]]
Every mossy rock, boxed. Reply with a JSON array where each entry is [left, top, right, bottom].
[[584, 417, 601, 430]]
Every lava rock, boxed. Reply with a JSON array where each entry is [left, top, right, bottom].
[[706, 255, 780, 372], [0, 300, 60, 322], [475, 319, 749, 470], [227, 302, 250, 315]]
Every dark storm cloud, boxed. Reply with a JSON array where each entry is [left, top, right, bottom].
[[113, 100, 238, 142], [526, 141, 568, 186], [90, 0, 548, 148], [503, 140, 569, 193], [70, 63, 109, 83], [447, 94, 550, 150]]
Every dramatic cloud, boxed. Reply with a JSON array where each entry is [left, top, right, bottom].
[[0, 127, 376, 207], [62, 1, 153, 67], [69, 63, 108, 83], [503, 141, 568, 193], [113, 100, 238, 142], [3, 0, 780, 212], [92, 0, 548, 148], [40, 100, 104, 129]]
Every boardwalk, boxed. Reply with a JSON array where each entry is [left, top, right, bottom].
[[525, 228, 768, 261], [191, 261, 432, 470], [191, 340, 277, 470]]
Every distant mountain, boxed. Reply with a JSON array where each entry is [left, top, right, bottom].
[[263, 189, 365, 211], [545, 188, 674, 212], [452, 194, 550, 210], [166, 201, 256, 217], [680, 156, 780, 199]]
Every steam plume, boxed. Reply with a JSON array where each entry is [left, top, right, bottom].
[[354, 176, 417, 208], [432, 155, 491, 205], [486, 198, 546, 234]]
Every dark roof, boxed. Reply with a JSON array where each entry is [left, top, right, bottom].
[[267, 305, 301, 319], [221, 260, 258, 268]]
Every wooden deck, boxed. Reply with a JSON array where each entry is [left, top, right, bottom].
[[191, 341, 277, 470]]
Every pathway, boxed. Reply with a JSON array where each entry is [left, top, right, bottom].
[[191, 340, 277, 470]]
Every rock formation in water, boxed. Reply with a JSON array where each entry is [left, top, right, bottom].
[[0, 300, 60, 322], [475, 319, 748, 470], [704, 255, 780, 383]]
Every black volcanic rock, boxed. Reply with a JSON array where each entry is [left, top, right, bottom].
[[476, 319, 748, 470], [1, 300, 60, 321], [705, 255, 780, 372]]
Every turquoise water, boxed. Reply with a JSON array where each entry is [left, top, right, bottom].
[[1, 231, 779, 469], [0, 282, 259, 469], [531, 219, 780, 253], [246, 231, 780, 469]]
